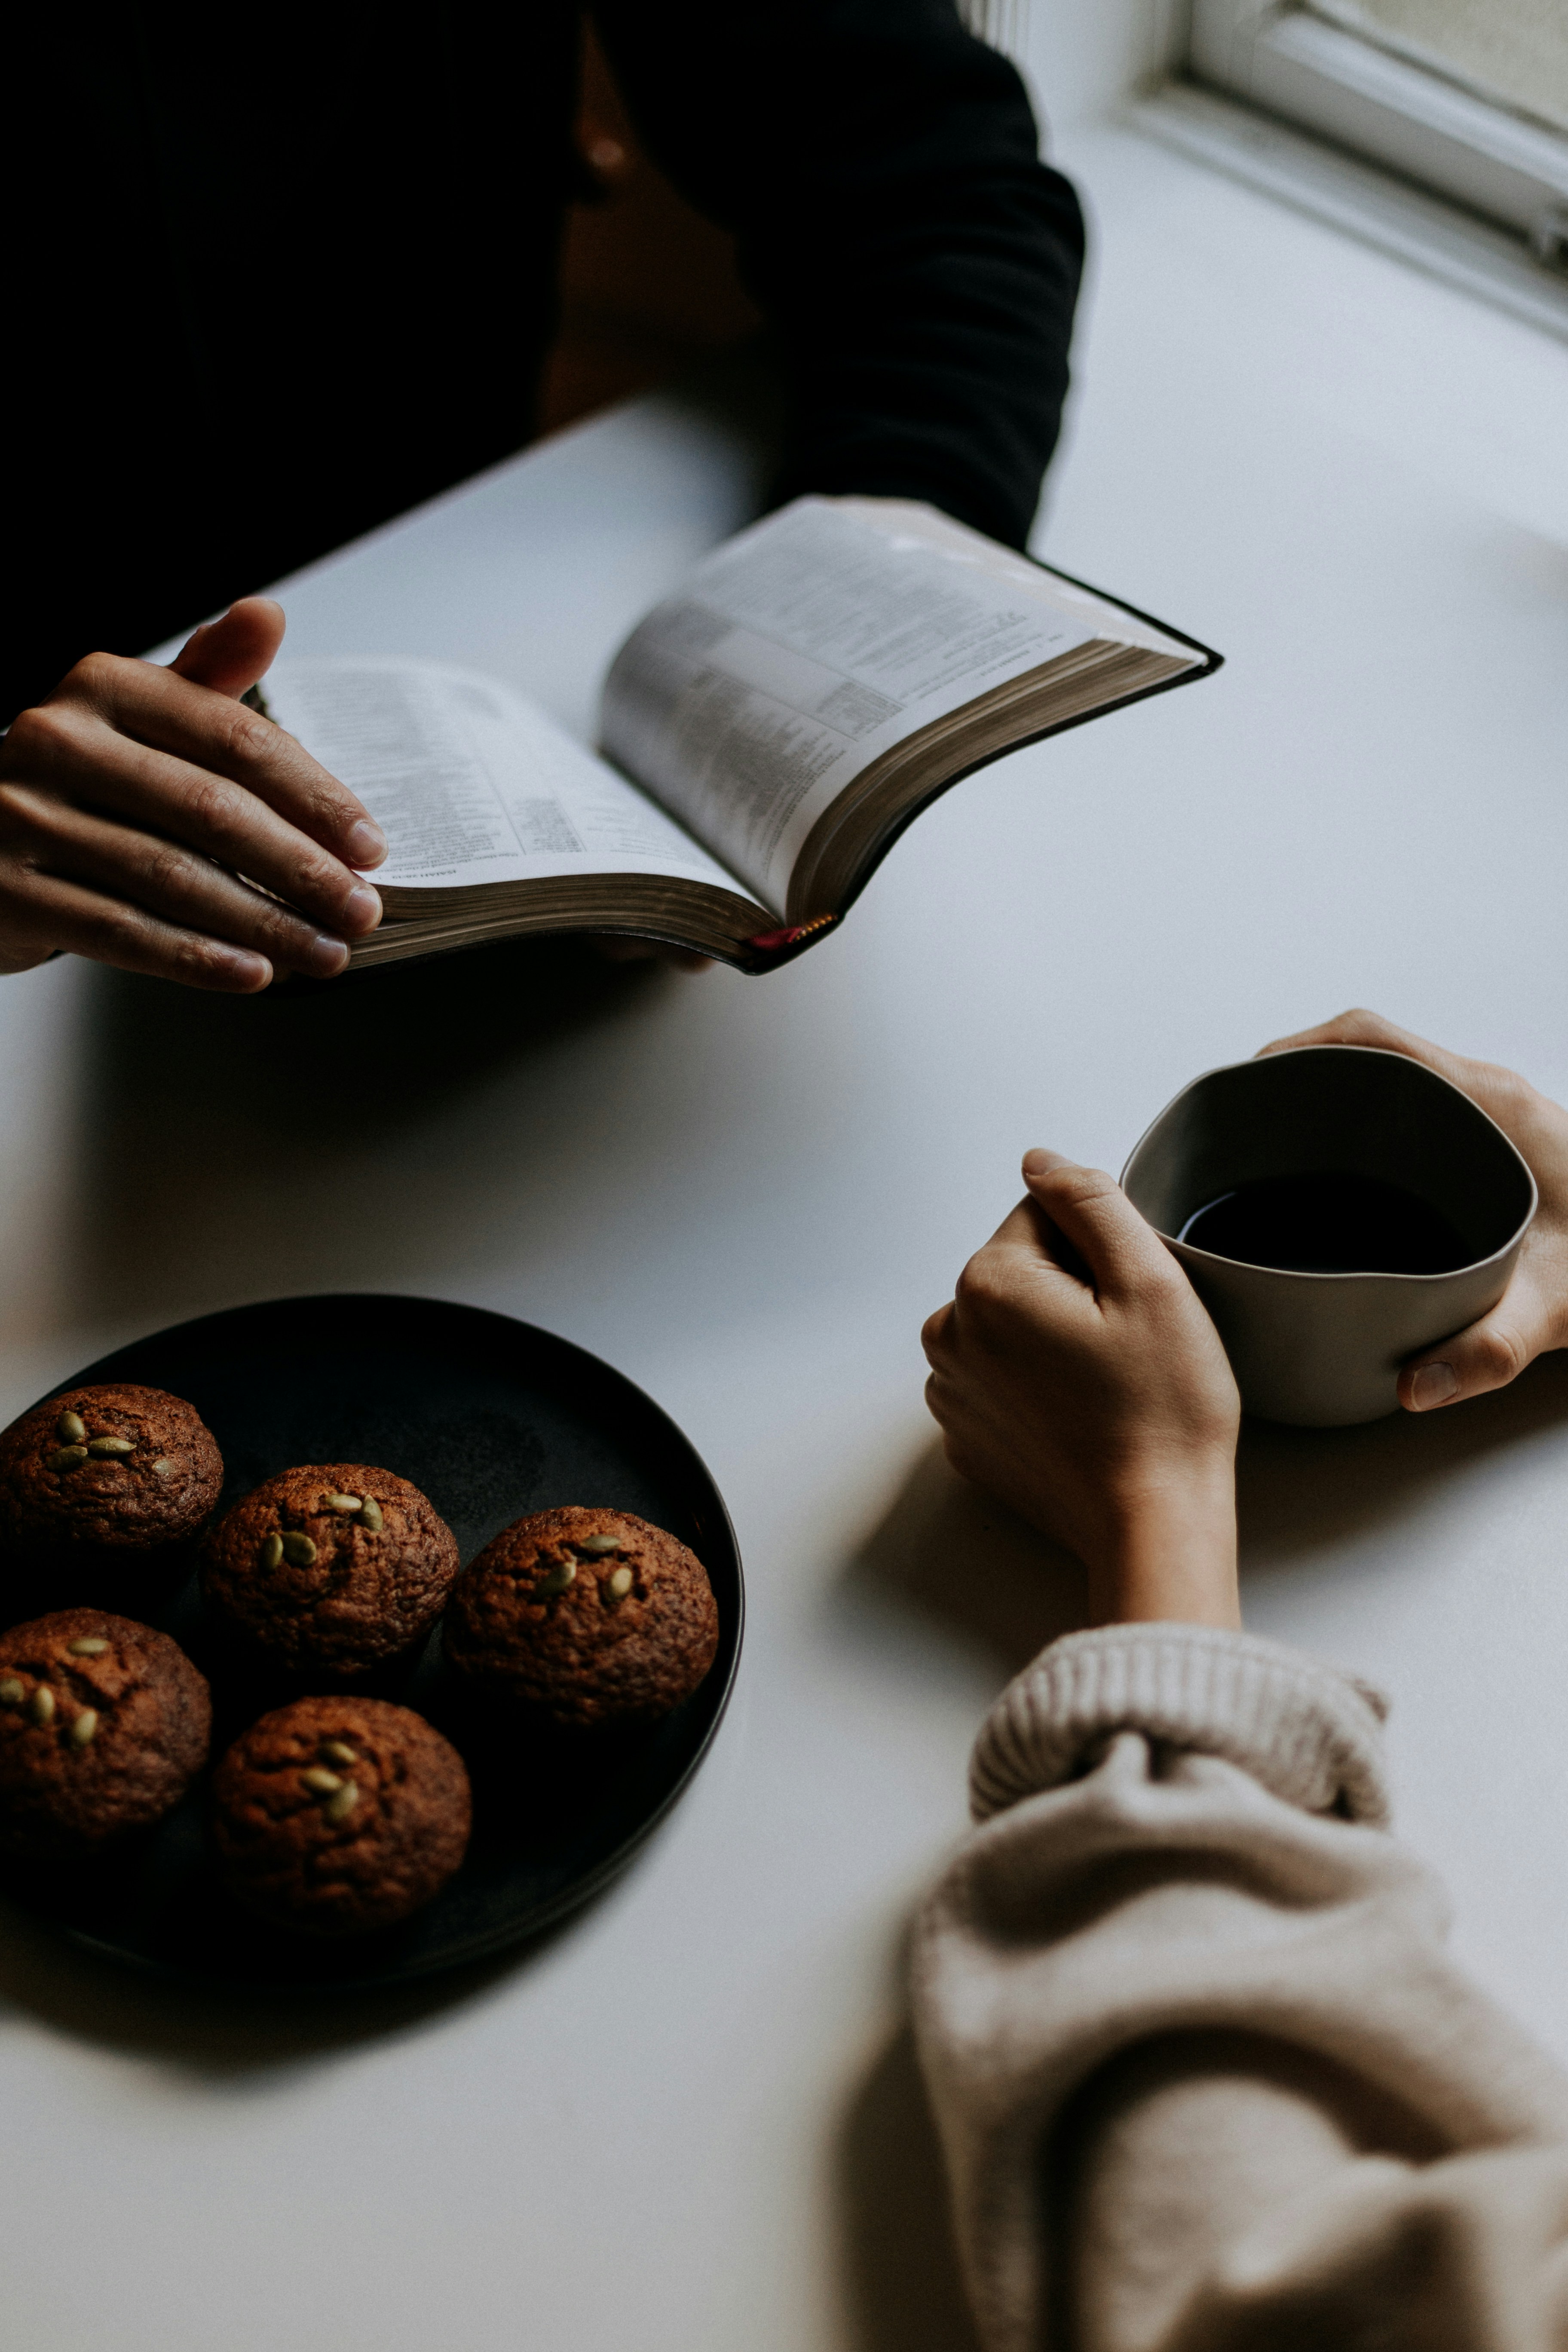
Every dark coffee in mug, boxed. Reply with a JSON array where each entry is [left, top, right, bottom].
[[1176, 1171, 1472, 1276]]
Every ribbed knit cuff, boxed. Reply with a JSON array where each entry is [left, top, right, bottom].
[[970, 1623, 1390, 1828]]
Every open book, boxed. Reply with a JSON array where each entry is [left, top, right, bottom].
[[259, 497, 1220, 973]]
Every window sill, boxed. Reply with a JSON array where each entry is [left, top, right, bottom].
[[1126, 78, 1568, 346]]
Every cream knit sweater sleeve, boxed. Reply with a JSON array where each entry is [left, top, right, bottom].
[[910, 1623, 1568, 2352]]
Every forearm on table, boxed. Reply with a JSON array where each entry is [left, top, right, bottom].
[[1091, 1461, 1240, 1629], [594, 0, 1084, 548], [913, 1623, 1568, 2352]]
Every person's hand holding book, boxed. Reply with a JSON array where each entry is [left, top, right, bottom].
[[0, 601, 387, 992], [922, 1150, 1241, 1628]]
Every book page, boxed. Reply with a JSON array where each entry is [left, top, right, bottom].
[[262, 658, 756, 903], [599, 496, 1130, 912], [848, 499, 1197, 658]]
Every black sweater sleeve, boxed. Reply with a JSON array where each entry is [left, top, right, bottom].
[[591, 0, 1085, 550]]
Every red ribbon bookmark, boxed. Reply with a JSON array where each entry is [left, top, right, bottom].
[[744, 914, 838, 959]]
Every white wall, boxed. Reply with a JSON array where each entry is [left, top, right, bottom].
[[965, 0, 1187, 132]]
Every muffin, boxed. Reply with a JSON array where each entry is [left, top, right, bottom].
[[443, 1505, 719, 1732], [211, 1695, 471, 1936], [199, 1465, 459, 1681], [0, 1384, 223, 1609], [0, 1609, 212, 1858]]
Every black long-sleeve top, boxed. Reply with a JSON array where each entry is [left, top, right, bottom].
[[5, 2, 1084, 725]]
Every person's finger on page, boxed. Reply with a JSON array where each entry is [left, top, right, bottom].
[[0, 791, 363, 986], [168, 597, 289, 701], [163, 606, 387, 874], [0, 606, 387, 988]]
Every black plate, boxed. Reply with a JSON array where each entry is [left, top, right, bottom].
[[3, 1295, 742, 1991]]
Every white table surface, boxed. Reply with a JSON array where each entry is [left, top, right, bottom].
[[3, 122, 1567, 2351]]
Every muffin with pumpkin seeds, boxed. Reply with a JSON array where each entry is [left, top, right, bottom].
[[211, 1694, 470, 1935], [443, 1504, 718, 1732], [0, 1608, 211, 1856], [199, 1464, 459, 1683], [0, 1383, 224, 1611]]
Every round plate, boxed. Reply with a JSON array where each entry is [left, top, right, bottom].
[[4, 1295, 742, 1990]]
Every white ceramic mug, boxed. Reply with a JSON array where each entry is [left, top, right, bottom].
[[1121, 1045, 1537, 1426]]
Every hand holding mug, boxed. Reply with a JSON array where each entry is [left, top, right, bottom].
[[922, 1152, 1241, 1628], [1261, 1011, 1568, 1413]]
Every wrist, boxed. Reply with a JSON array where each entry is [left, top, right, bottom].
[[1087, 1460, 1239, 1629]]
